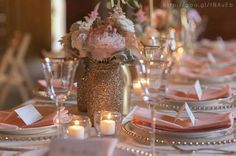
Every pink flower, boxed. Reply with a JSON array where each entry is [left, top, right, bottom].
[[87, 24, 125, 60]]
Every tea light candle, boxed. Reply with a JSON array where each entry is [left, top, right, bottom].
[[100, 113, 116, 135], [68, 120, 85, 139]]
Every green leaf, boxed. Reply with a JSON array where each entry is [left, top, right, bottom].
[[127, 0, 140, 9], [106, 1, 112, 9]]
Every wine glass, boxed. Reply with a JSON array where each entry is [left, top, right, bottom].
[[138, 37, 171, 101], [136, 37, 171, 155], [41, 58, 79, 138]]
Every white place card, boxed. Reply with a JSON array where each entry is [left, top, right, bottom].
[[194, 80, 202, 100], [15, 104, 43, 125], [175, 103, 196, 125], [184, 102, 196, 125], [48, 138, 118, 156], [207, 53, 216, 64]]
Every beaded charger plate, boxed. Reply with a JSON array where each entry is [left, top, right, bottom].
[[0, 125, 56, 135], [121, 121, 236, 146], [157, 96, 235, 112], [0, 128, 57, 141], [0, 125, 57, 141]]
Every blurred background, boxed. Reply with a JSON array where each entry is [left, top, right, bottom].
[[0, 0, 235, 108]]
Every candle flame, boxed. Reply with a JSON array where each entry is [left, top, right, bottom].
[[150, 61, 154, 65], [133, 81, 141, 88], [45, 57, 50, 62], [171, 28, 176, 33], [74, 120, 80, 125], [107, 113, 111, 119], [174, 47, 184, 62], [140, 78, 149, 85], [140, 78, 146, 84]]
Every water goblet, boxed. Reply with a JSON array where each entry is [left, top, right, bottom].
[[41, 58, 79, 138], [136, 37, 172, 155]]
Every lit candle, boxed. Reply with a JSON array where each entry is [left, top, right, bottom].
[[100, 113, 116, 135], [133, 81, 142, 94], [140, 78, 149, 86], [68, 120, 85, 139]]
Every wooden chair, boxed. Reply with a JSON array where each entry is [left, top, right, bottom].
[[0, 32, 21, 83], [0, 32, 32, 104], [14, 33, 33, 91]]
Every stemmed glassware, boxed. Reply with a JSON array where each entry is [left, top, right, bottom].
[[136, 37, 172, 155], [41, 58, 79, 138]]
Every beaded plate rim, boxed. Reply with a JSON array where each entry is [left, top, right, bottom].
[[157, 96, 236, 111], [121, 122, 236, 146]]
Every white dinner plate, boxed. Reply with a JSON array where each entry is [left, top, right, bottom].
[[0, 125, 56, 135], [161, 96, 235, 112]]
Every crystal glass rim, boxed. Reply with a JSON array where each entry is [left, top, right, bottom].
[[94, 111, 122, 118], [142, 37, 169, 48], [41, 57, 79, 64], [71, 115, 91, 122]]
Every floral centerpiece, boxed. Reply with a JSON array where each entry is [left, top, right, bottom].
[[60, 2, 140, 121], [61, 2, 140, 61]]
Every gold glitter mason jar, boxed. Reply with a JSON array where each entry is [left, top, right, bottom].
[[77, 58, 131, 123]]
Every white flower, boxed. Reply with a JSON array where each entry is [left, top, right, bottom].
[[116, 15, 135, 33]]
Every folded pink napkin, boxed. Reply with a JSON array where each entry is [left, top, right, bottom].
[[37, 80, 77, 91], [177, 66, 236, 79], [165, 85, 230, 101], [195, 47, 224, 55], [181, 54, 234, 67], [210, 66, 236, 76], [177, 66, 208, 79], [196, 47, 236, 55], [181, 55, 208, 67], [132, 107, 233, 132], [0, 106, 68, 129]]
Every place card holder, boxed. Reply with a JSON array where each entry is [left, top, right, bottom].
[[15, 104, 43, 125], [207, 53, 216, 64], [194, 80, 203, 101], [175, 102, 196, 125]]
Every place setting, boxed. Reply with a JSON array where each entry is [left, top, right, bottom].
[[170, 41, 236, 85], [159, 81, 236, 112]]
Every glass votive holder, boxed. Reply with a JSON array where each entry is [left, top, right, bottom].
[[94, 111, 122, 137], [66, 115, 91, 140]]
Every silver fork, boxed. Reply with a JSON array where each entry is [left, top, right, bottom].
[[170, 144, 236, 155]]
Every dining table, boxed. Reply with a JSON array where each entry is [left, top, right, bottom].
[[0, 90, 235, 156]]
